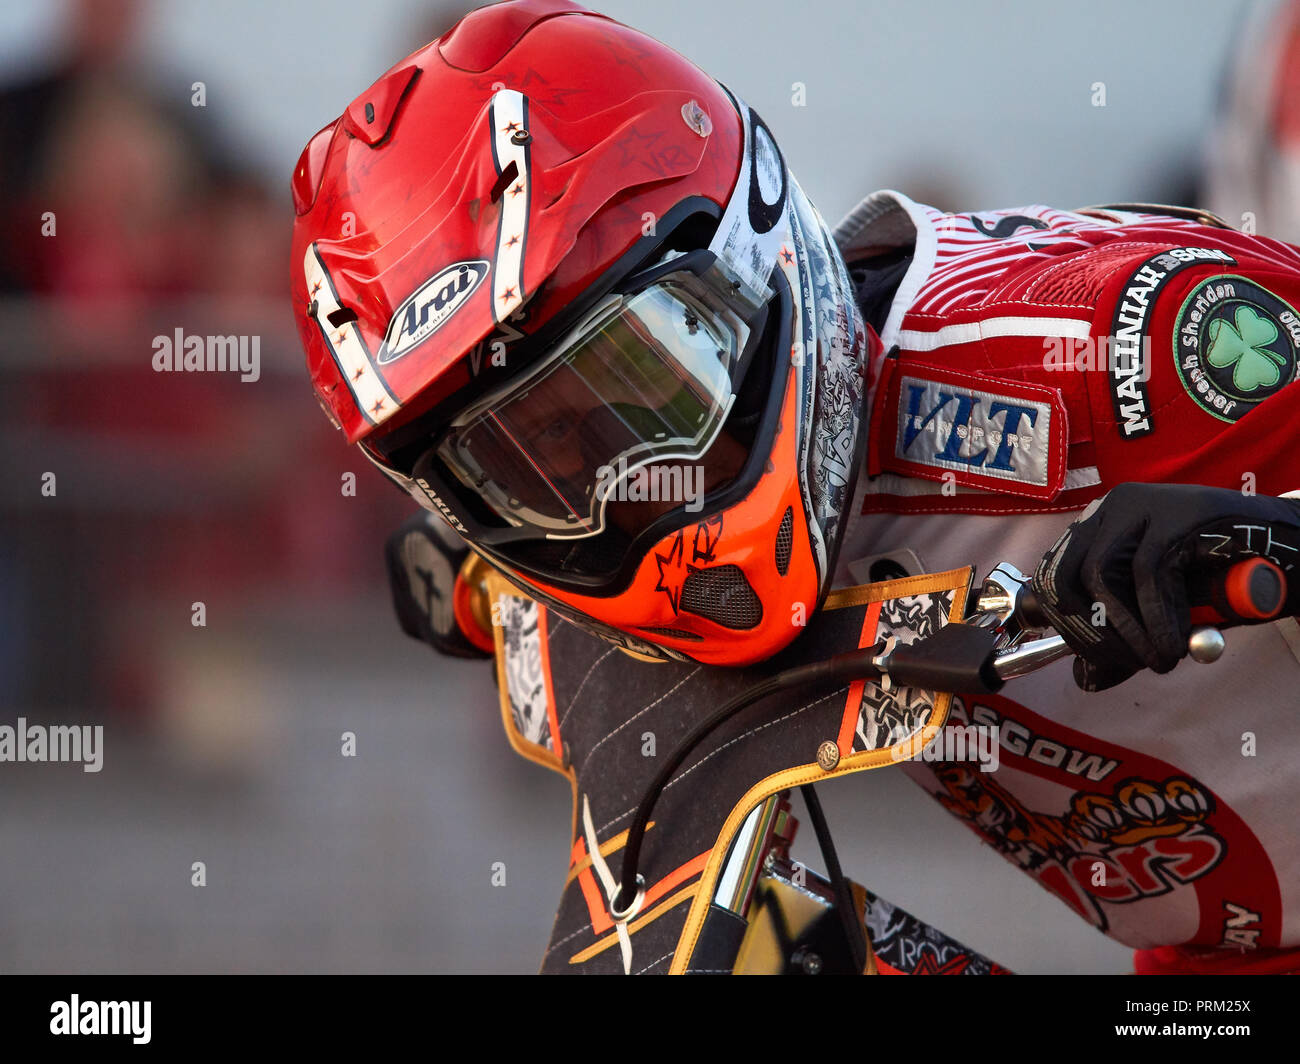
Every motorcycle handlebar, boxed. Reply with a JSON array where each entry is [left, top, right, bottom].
[[865, 557, 1292, 694], [1013, 556, 1286, 632], [994, 556, 1288, 684]]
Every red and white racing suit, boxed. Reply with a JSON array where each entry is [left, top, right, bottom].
[[833, 191, 1300, 974]]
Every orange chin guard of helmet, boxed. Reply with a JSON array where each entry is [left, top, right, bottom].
[[290, 0, 874, 666]]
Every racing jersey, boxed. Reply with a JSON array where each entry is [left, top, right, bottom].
[[832, 191, 1300, 973]]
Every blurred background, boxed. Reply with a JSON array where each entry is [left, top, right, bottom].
[[0, 0, 1295, 974]]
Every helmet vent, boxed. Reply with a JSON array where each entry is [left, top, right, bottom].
[[326, 306, 358, 327], [680, 566, 762, 630], [774, 506, 793, 575], [637, 626, 703, 641], [490, 159, 519, 203]]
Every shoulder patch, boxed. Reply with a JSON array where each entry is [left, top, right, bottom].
[[869, 358, 1068, 500], [1173, 275, 1300, 424], [1107, 246, 1238, 438]]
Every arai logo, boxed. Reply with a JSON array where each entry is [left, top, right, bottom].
[[378, 260, 489, 364]]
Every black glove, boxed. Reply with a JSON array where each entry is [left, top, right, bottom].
[[385, 510, 493, 660], [1031, 482, 1300, 692]]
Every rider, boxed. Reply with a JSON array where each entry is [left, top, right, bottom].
[[290, 0, 1300, 973]]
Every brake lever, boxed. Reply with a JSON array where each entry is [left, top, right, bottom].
[[976, 561, 1238, 683], [859, 559, 1271, 695]]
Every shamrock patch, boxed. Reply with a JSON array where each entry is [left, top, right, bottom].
[[1174, 275, 1299, 424], [1206, 305, 1288, 391]]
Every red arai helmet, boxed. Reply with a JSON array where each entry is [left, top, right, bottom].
[[290, 0, 874, 666]]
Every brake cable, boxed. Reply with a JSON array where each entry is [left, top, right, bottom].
[[611, 645, 887, 919], [799, 783, 869, 973], [608, 662, 882, 970], [610, 622, 1006, 919]]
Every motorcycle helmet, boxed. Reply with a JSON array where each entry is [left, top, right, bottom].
[[291, 0, 873, 665]]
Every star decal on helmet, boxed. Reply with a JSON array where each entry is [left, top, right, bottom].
[[470, 69, 586, 111], [691, 514, 723, 565], [653, 530, 691, 613], [614, 126, 665, 174]]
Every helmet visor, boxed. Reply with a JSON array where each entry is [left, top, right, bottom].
[[436, 274, 745, 539]]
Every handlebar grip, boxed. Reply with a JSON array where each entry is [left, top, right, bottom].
[[1189, 557, 1287, 625]]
